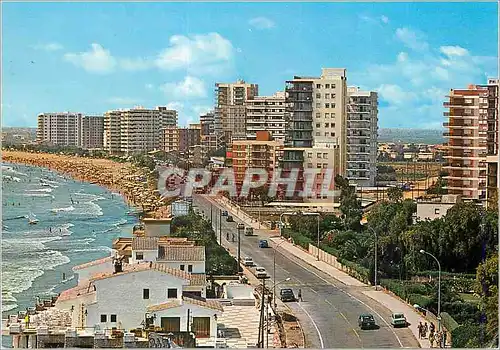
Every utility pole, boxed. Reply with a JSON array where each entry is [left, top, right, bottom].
[[219, 208, 222, 244], [210, 204, 213, 224]]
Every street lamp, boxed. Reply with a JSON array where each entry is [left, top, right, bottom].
[[420, 249, 441, 333], [362, 223, 378, 290], [237, 224, 244, 273]]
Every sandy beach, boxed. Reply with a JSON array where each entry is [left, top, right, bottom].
[[3, 151, 169, 217]]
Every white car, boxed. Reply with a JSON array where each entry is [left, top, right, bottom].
[[243, 257, 254, 267], [255, 267, 267, 278]]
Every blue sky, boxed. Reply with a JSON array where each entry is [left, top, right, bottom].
[[2, 2, 498, 128]]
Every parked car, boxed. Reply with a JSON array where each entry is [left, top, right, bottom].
[[259, 240, 269, 248], [237, 223, 245, 230], [391, 313, 407, 328], [222, 210, 228, 217], [243, 257, 254, 267], [226, 215, 234, 222], [255, 267, 267, 278], [358, 314, 376, 329], [245, 227, 254, 236], [280, 288, 296, 302]]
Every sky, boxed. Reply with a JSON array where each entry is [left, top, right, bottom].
[[2, 2, 498, 129]]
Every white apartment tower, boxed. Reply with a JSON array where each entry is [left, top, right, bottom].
[[81, 115, 104, 149], [215, 80, 258, 142], [37, 112, 83, 147], [104, 107, 178, 155], [347, 87, 378, 187], [246, 91, 287, 142]]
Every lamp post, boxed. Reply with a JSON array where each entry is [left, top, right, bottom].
[[214, 314, 218, 349], [267, 277, 290, 348], [363, 223, 378, 290], [237, 224, 244, 273], [420, 249, 441, 333]]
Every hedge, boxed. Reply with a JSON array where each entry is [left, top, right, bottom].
[[337, 257, 370, 283], [415, 270, 476, 279], [408, 294, 432, 308], [440, 312, 459, 332]]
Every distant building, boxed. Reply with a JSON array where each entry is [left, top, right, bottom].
[[104, 106, 178, 154], [347, 87, 378, 187], [200, 112, 223, 161], [179, 124, 201, 153], [37, 112, 83, 147], [163, 126, 180, 153], [246, 92, 286, 142], [81, 115, 104, 149]]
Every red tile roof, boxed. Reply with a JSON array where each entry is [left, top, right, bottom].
[[57, 281, 96, 302], [157, 246, 205, 262], [147, 296, 223, 312]]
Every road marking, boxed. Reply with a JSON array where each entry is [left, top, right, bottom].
[[274, 244, 405, 348], [296, 301, 325, 349], [324, 299, 363, 347]]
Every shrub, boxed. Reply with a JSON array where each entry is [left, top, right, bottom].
[[440, 312, 459, 332], [407, 294, 432, 308], [442, 301, 480, 325], [451, 323, 486, 348], [337, 257, 370, 283]]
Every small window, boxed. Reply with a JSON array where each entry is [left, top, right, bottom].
[[101, 314, 107, 322], [331, 103, 336, 108], [136, 252, 144, 260], [325, 113, 330, 118], [316, 93, 321, 98], [316, 103, 321, 108], [325, 84, 330, 88], [167, 288, 178, 299], [325, 123, 329, 128], [317, 153, 322, 159], [316, 123, 320, 128], [307, 152, 312, 158], [434, 208, 440, 215], [188, 265, 193, 273], [143, 288, 150, 299], [180, 264, 185, 271], [315, 132, 320, 136], [307, 163, 313, 168], [316, 112, 321, 118], [325, 93, 330, 99], [331, 132, 336, 137], [316, 84, 321, 88], [323, 153, 328, 158], [332, 84, 336, 89], [325, 103, 330, 108], [110, 314, 117, 323], [325, 132, 329, 136]]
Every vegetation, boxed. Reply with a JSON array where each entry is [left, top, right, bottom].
[[171, 212, 238, 276]]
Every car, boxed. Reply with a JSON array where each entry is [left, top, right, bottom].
[[244, 227, 254, 236], [280, 288, 296, 302], [222, 210, 228, 217], [391, 313, 407, 328], [237, 223, 245, 230], [226, 215, 234, 222], [259, 240, 269, 248], [358, 314, 376, 329], [243, 257, 254, 267], [255, 267, 267, 278]]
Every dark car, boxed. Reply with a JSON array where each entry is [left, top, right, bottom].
[[358, 314, 376, 329], [222, 210, 228, 217], [280, 288, 296, 302], [259, 239, 269, 248], [226, 215, 234, 222]]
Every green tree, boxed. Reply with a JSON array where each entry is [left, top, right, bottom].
[[335, 175, 362, 232], [476, 254, 498, 342], [387, 186, 403, 202]]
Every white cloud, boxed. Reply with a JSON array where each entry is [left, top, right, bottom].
[[248, 17, 275, 30], [119, 57, 151, 71], [380, 15, 389, 24], [377, 84, 418, 105], [440, 45, 469, 57], [107, 97, 143, 105], [395, 27, 429, 51], [33, 42, 64, 51], [155, 33, 233, 73], [166, 102, 184, 111], [145, 83, 154, 90], [160, 76, 207, 99], [64, 43, 117, 74], [397, 52, 408, 63], [192, 105, 212, 116], [359, 14, 389, 25]]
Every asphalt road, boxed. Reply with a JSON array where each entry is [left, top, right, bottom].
[[193, 195, 419, 348]]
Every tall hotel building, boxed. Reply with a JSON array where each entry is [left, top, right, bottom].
[[347, 87, 378, 187], [215, 80, 258, 142], [246, 91, 287, 142], [104, 106, 177, 154], [443, 80, 498, 200], [283, 68, 347, 200], [37, 113, 104, 149]]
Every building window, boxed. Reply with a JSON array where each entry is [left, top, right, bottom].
[[332, 84, 336, 89], [316, 113, 321, 118], [168, 288, 178, 299], [325, 93, 330, 99], [325, 132, 329, 136], [325, 84, 330, 88], [317, 153, 322, 159], [316, 123, 320, 128], [110, 315, 117, 323], [188, 265, 193, 272], [325, 103, 330, 108], [101, 314, 107, 322], [325, 113, 330, 118], [143, 288, 150, 299], [316, 84, 321, 88], [332, 103, 336, 108], [307, 163, 313, 168], [325, 123, 329, 128], [331, 132, 336, 137], [180, 264, 185, 271], [316, 103, 321, 108], [434, 208, 440, 215], [315, 132, 320, 136], [332, 123, 336, 127], [307, 152, 312, 158], [323, 153, 328, 158], [316, 93, 321, 98], [136, 252, 144, 260]]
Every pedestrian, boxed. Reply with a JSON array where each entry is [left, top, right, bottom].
[[298, 288, 302, 302], [417, 322, 423, 339], [436, 331, 443, 348], [443, 331, 447, 347], [429, 332, 435, 348], [24, 313, 30, 329], [430, 322, 435, 334], [423, 322, 428, 338]]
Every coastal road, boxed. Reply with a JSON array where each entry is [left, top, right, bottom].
[[193, 194, 419, 348]]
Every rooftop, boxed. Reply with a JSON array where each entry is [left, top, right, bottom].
[[132, 237, 159, 250], [57, 281, 95, 302], [147, 296, 223, 313], [73, 256, 112, 271], [158, 246, 205, 262]]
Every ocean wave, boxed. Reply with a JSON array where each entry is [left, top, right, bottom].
[[73, 192, 106, 201], [23, 193, 55, 198], [70, 246, 112, 253], [2, 302, 18, 313], [80, 201, 103, 216], [26, 188, 53, 193], [113, 218, 128, 227], [51, 206, 75, 213], [3, 175, 21, 182], [2, 165, 28, 177], [3, 215, 28, 221]]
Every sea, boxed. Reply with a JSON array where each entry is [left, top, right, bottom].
[[1, 163, 139, 346]]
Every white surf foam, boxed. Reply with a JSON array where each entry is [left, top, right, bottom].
[[51, 206, 75, 213]]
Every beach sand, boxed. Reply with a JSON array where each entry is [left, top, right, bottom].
[[3, 151, 170, 218]]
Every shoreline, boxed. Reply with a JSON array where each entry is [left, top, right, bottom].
[[2, 151, 168, 217]]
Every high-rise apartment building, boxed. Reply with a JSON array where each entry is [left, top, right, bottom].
[[246, 92, 287, 142], [485, 78, 499, 209], [215, 80, 258, 142], [282, 68, 348, 199], [347, 87, 378, 187], [104, 107, 178, 154], [37, 112, 83, 147], [179, 124, 201, 153], [163, 126, 179, 153], [200, 112, 223, 160], [81, 115, 104, 149], [443, 81, 498, 200]]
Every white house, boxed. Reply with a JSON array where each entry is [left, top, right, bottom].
[[56, 262, 219, 338], [72, 256, 113, 281], [415, 194, 461, 222], [157, 246, 206, 274], [129, 237, 159, 264]]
